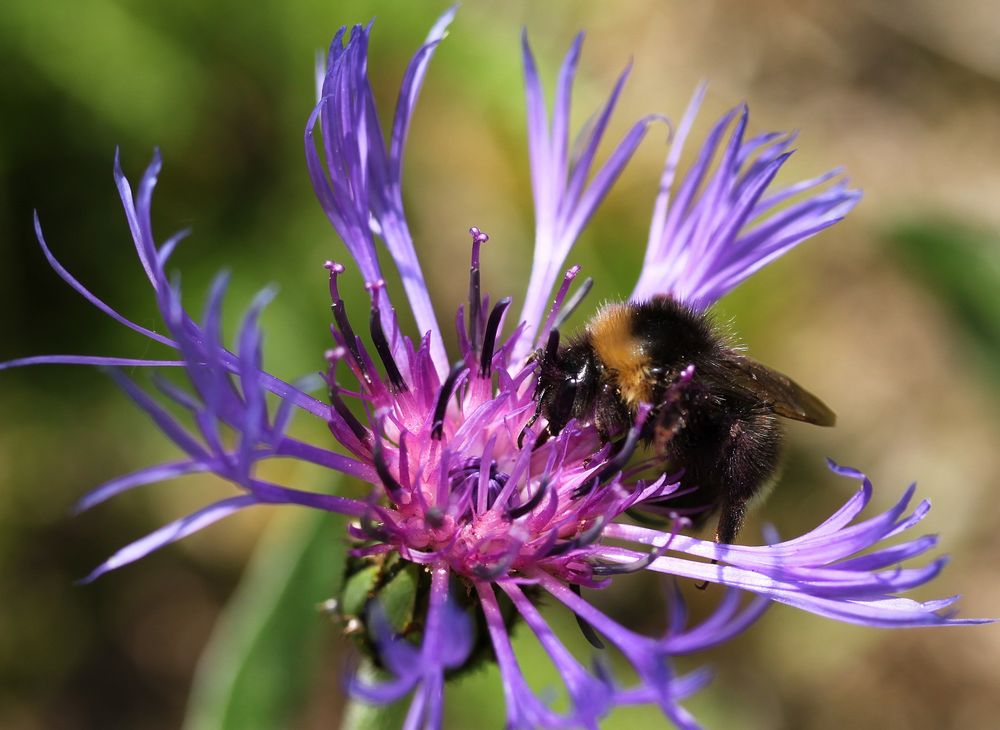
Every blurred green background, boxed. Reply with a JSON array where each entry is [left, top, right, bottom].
[[2, 0, 999, 728]]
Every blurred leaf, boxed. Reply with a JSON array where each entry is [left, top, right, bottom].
[[0, 0, 204, 143], [339, 663, 411, 730], [183, 503, 346, 730], [887, 219, 1000, 378]]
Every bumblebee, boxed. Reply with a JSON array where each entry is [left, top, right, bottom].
[[525, 296, 835, 544]]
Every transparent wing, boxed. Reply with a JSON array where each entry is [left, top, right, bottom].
[[715, 353, 836, 426]]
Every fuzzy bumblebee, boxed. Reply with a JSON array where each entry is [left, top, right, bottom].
[[526, 296, 836, 544]]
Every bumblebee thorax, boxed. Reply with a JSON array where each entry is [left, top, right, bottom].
[[586, 302, 653, 407]]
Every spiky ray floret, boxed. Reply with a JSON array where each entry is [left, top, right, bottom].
[[2, 7, 990, 730]]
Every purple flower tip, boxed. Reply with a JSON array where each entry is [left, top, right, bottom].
[[469, 226, 490, 245]]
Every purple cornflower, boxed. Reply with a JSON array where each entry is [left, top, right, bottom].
[[3, 8, 990, 729]]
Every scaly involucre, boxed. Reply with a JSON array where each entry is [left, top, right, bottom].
[[3, 7, 988, 729]]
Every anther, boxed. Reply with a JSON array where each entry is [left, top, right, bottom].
[[573, 407, 650, 499], [569, 584, 605, 650], [552, 275, 594, 331], [323, 350, 372, 446], [467, 227, 489, 352], [472, 553, 516, 580], [479, 297, 511, 377], [591, 541, 672, 576], [546, 517, 606, 557], [366, 280, 408, 393], [324, 262, 367, 379], [538, 265, 581, 344], [431, 361, 467, 440], [371, 432, 403, 501], [360, 508, 390, 541], [507, 476, 549, 519], [425, 507, 446, 529], [544, 328, 561, 361]]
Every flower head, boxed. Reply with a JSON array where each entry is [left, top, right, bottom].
[[3, 8, 989, 729]]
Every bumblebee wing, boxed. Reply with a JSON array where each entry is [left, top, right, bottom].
[[715, 353, 836, 426]]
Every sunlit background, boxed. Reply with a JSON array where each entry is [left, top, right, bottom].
[[2, 1, 1000, 728]]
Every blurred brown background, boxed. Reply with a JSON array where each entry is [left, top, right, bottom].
[[1, 1, 999, 728]]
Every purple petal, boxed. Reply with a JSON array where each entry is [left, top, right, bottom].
[[550, 33, 584, 204], [107, 369, 211, 461], [475, 581, 567, 729], [32, 211, 174, 347], [0, 355, 185, 371], [501, 581, 614, 725], [631, 93, 861, 308], [75, 460, 211, 513], [514, 37, 661, 361], [389, 5, 458, 179], [80, 494, 258, 582]]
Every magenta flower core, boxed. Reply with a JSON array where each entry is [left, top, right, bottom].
[[3, 8, 990, 729]]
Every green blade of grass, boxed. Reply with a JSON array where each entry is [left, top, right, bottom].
[[183, 504, 347, 730]]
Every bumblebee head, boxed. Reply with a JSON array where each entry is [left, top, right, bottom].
[[519, 330, 599, 447]]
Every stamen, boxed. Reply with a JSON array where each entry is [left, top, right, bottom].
[[431, 361, 468, 440], [371, 415, 403, 501], [537, 265, 580, 346], [397, 431, 411, 490], [466, 454, 510, 514], [366, 280, 408, 393], [591, 521, 682, 576], [546, 516, 607, 557], [544, 327, 561, 361], [324, 261, 367, 380], [467, 227, 489, 352], [574, 405, 651, 498], [569, 584, 605, 649], [372, 447, 403, 501], [552, 275, 593, 331], [479, 297, 512, 377], [624, 508, 672, 526], [323, 347, 372, 445], [477, 452, 493, 515], [437, 450, 454, 510], [507, 476, 549, 519], [425, 507, 446, 529], [472, 548, 517, 580]]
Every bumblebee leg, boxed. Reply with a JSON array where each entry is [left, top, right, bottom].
[[698, 412, 781, 589], [715, 502, 749, 545], [715, 412, 781, 545], [517, 406, 541, 448], [693, 503, 750, 591], [651, 407, 686, 456], [694, 561, 718, 591]]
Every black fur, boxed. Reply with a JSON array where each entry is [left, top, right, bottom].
[[531, 297, 798, 545]]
